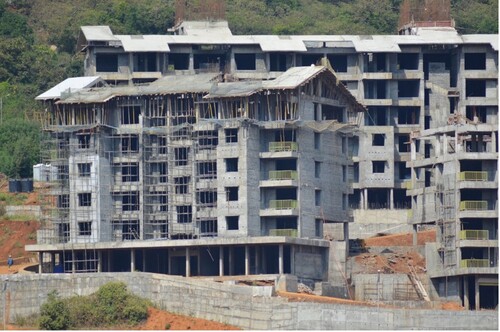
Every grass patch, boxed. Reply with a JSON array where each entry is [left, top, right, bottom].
[[3, 214, 34, 221], [0, 193, 28, 206]]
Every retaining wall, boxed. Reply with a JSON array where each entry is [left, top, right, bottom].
[[0, 273, 497, 330]]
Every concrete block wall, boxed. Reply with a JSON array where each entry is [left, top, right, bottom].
[[0, 273, 497, 330]]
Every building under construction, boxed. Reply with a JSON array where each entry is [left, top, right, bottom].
[[29, 6, 497, 309]]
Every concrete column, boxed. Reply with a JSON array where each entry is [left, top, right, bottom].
[[390, 189, 394, 210], [197, 251, 201, 276], [290, 245, 295, 275], [254, 246, 260, 274], [261, 247, 267, 274], [278, 244, 284, 275], [142, 249, 146, 272], [492, 131, 497, 153], [410, 140, 416, 161], [364, 188, 368, 209], [229, 247, 234, 276], [474, 277, 480, 310], [189, 53, 194, 71], [245, 246, 250, 276], [130, 249, 135, 272], [50, 252, 55, 273], [412, 224, 418, 246], [186, 247, 190, 277], [107, 250, 112, 272], [38, 252, 43, 274], [97, 251, 102, 273], [71, 251, 76, 274], [219, 247, 224, 277], [129, 53, 133, 75], [167, 250, 172, 275], [344, 222, 350, 258], [360, 189, 365, 209], [463, 277, 469, 310]]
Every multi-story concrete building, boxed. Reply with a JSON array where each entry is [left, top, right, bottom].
[[30, 19, 497, 307]]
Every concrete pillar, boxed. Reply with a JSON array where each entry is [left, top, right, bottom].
[[360, 189, 365, 209], [475, 277, 480, 310], [189, 53, 194, 71], [412, 224, 418, 246], [229, 247, 234, 276], [129, 53, 133, 75], [97, 251, 102, 273], [186, 247, 190, 277], [197, 251, 201, 276], [167, 250, 172, 275], [344, 222, 350, 258], [492, 131, 497, 153], [410, 140, 416, 161], [364, 188, 368, 209], [390, 189, 394, 210], [142, 249, 146, 272], [245, 246, 250, 276], [290, 245, 295, 275], [262, 247, 267, 274], [38, 252, 43, 274], [278, 244, 284, 275], [71, 251, 76, 274], [50, 252, 55, 273], [131, 249, 135, 272], [463, 277, 469, 310], [219, 247, 224, 277], [107, 250, 111, 272], [254, 246, 260, 274]]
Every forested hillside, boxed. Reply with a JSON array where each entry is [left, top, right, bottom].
[[0, 0, 497, 178]]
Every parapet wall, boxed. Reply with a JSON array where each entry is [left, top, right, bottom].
[[0, 273, 497, 330]]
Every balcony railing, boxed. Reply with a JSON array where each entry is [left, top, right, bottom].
[[459, 171, 488, 181], [459, 230, 489, 240], [459, 201, 488, 211], [269, 142, 298, 152], [269, 199, 298, 209], [460, 259, 489, 268], [269, 228, 298, 237], [268, 170, 298, 181]]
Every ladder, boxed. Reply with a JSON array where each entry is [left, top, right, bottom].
[[407, 264, 431, 302]]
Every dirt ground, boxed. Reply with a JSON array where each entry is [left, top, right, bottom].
[[364, 229, 436, 246], [0, 220, 39, 269], [354, 250, 426, 274], [137, 307, 239, 330]]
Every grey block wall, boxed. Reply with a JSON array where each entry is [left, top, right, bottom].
[[0, 273, 497, 330]]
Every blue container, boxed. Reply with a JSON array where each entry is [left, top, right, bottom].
[[20, 178, 33, 193], [8, 179, 21, 193]]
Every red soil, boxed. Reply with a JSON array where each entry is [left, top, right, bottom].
[[364, 229, 436, 247]]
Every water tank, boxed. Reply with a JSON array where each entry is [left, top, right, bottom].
[[20, 178, 33, 193], [8, 179, 21, 193]]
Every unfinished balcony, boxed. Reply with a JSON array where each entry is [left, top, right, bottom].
[[260, 170, 298, 188], [460, 259, 490, 268], [260, 199, 299, 217], [458, 171, 497, 190], [459, 200, 497, 219], [269, 228, 298, 237], [260, 142, 298, 159], [459, 229, 498, 249]]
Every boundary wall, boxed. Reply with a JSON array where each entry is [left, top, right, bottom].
[[0, 273, 497, 330]]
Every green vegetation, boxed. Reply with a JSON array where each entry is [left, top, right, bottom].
[[0, 0, 496, 178], [38, 282, 151, 330]]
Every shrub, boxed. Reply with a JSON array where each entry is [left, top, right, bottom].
[[38, 291, 70, 330]]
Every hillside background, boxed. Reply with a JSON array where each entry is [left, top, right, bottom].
[[0, 0, 497, 178]]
